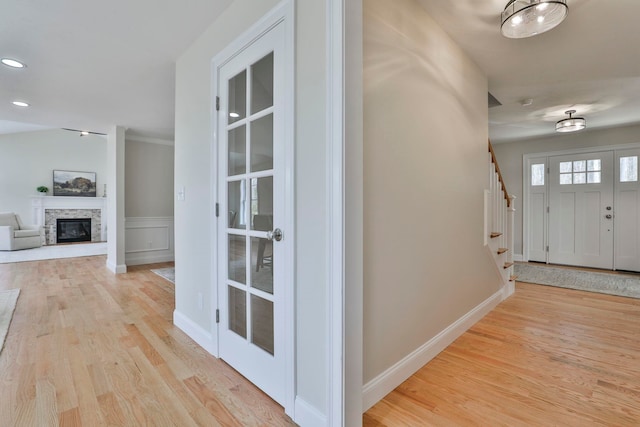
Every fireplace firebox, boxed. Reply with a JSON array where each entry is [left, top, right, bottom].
[[56, 218, 92, 243]]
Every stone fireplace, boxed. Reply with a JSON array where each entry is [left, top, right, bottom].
[[31, 196, 107, 245], [46, 209, 101, 244]]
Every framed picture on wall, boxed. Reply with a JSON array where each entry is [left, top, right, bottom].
[[53, 170, 97, 197]]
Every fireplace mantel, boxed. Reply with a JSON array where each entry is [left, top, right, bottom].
[[31, 196, 107, 242]]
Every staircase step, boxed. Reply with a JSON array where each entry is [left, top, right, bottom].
[[497, 248, 508, 255], [490, 232, 502, 238], [503, 262, 514, 269], [509, 275, 518, 282]]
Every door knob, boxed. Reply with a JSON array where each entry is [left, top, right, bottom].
[[266, 228, 283, 242], [605, 214, 613, 219]]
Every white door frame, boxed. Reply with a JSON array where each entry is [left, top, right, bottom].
[[522, 142, 640, 264], [210, 0, 295, 416]]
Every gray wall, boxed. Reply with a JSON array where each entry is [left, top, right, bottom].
[[493, 123, 640, 256], [125, 138, 174, 218], [363, 0, 502, 383], [174, 0, 329, 417], [0, 129, 107, 222]]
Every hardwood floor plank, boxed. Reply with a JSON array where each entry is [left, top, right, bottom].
[[0, 256, 293, 426], [365, 282, 640, 426]]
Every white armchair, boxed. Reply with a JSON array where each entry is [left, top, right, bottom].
[[0, 212, 43, 251]]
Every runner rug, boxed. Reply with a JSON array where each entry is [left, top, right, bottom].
[[514, 263, 640, 299], [0, 289, 20, 355]]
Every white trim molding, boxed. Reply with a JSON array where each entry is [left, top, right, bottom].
[[362, 289, 505, 411], [173, 310, 216, 355], [294, 398, 327, 427], [124, 217, 175, 265], [327, 0, 346, 424]]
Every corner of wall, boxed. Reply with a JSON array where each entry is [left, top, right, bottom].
[[361, 288, 504, 411], [173, 309, 217, 356]]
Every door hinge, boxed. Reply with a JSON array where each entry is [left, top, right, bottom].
[[215, 202, 219, 217], [216, 309, 220, 324], [547, 167, 550, 174], [216, 96, 220, 111], [546, 246, 549, 252], [547, 206, 550, 213]]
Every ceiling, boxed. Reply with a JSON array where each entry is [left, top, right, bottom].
[[0, 0, 232, 140], [417, 0, 640, 143], [2, 1, 639, 143]]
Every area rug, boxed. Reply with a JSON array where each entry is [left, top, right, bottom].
[[151, 267, 175, 284], [514, 263, 640, 299], [0, 289, 20, 355]]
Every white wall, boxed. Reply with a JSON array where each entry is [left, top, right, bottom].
[[362, 0, 503, 405], [174, 0, 329, 422], [124, 138, 175, 266], [493, 123, 640, 256], [125, 138, 174, 218], [0, 129, 107, 223]]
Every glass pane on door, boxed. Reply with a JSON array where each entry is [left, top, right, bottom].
[[250, 177, 273, 230], [251, 294, 274, 355], [229, 286, 247, 338], [251, 114, 273, 172], [251, 236, 273, 294], [228, 126, 246, 176], [228, 70, 246, 124], [251, 53, 274, 114], [228, 180, 246, 229], [228, 235, 246, 284]]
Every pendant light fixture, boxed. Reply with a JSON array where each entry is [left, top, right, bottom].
[[501, 0, 568, 39], [556, 110, 586, 133]]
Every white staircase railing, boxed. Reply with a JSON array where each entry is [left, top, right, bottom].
[[487, 141, 516, 296]]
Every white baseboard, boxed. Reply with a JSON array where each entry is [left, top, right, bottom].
[[173, 310, 217, 356], [362, 289, 504, 411], [513, 253, 524, 262], [294, 397, 326, 427], [106, 260, 127, 274], [126, 253, 175, 266]]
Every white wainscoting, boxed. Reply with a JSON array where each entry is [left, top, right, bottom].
[[125, 217, 174, 265]]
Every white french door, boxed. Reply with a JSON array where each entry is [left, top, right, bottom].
[[215, 20, 289, 406], [548, 151, 614, 269]]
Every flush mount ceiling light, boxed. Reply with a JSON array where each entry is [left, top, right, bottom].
[[556, 110, 586, 133], [12, 100, 29, 107], [1, 58, 26, 68], [501, 0, 568, 39]]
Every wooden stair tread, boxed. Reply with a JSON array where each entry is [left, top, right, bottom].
[[497, 248, 508, 255], [503, 262, 514, 269], [509, 275, 518, 282], [490, 232, 502, 238]]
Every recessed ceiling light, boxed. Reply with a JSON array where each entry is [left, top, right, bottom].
[[1, 58, 26, 68], [12, 101, 29, 107], [80, 131, 89, 136]]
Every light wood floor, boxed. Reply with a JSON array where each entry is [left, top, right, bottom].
[[0, 256, 294, 426], [364, 282, 640, 426]]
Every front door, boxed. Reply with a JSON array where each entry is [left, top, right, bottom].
[[548, 151, 614, 269], [215, 21, 287, 405]]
